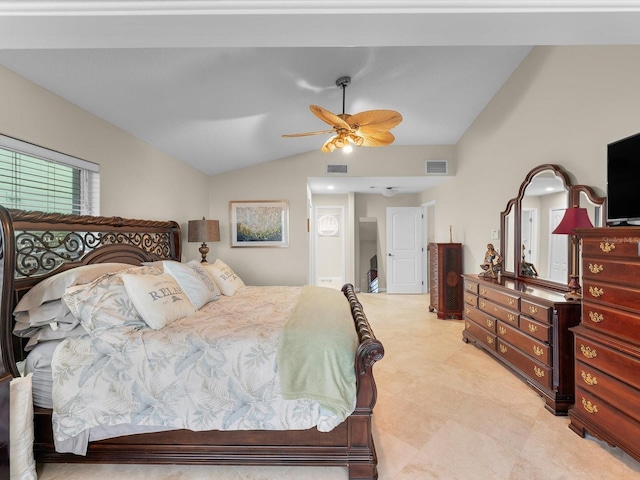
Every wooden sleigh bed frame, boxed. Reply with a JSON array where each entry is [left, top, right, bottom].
[[0, 206, 384, 479]]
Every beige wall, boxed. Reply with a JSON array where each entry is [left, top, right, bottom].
[[0, 64, 209, 261], [419, 45, 640, 275], [208, 146, 453, 286]]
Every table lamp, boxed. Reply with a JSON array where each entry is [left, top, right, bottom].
[[552, 207, 593, 300], [188, 217, 220, 263]]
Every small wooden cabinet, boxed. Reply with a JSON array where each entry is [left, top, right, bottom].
[[462, 275, 581, 414], [568, 227, 640, 462], [428, 243, 463, 319]]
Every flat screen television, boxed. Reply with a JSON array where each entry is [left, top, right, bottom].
[[607, 132, 640, 226]]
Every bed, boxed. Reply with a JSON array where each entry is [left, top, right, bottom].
[[0, 206, 384, 479]]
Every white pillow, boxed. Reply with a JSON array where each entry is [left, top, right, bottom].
[[162, 260, 220, 309], [14, 299, 71, 327], [62, 266, 159, 337], [10, 373, 37, 480], [14, 262, 133, 313], [122, 273, 196, 329], [203, 259, 245, 296]]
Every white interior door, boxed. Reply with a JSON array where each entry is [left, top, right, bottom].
[[386, 207, 423, 294], [549, 208, 569, 282], [521, 208, 538, 265]]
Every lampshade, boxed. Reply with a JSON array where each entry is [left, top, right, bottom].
[[552, 207, 594, 235], [188, 218, 220, 243]]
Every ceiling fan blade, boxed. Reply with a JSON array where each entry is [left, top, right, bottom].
[[359, 131, 396, 148], [348, 110, 403, 134], [282, 129, 335, 138], [310, 105, 351, 130]]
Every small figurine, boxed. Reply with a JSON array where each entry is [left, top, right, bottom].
[[479, 243, 503, 278]]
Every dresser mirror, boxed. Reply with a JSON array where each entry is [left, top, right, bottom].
[[499, 164, 605, 291]]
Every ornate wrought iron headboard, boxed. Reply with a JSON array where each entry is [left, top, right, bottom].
[[0, 205, 181, 377]]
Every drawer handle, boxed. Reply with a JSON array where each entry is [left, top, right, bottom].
[[599, 242, 615, 253], [465, 308, 471, 315], [533, 345, 544, 357], [529, 306, 538, 314], [580, 344, 597, 359], [480, 301, 487, 308], [465, 321, 471, 329], [588, 286, 604, 298], [588, 263, 604, 274], [581, 397, 598, 414], [498, 326, 507, 335], [499, 344, 508, 354], [581, 371, 598, 386], [486, 336, 494, 345], [467, 284, 474, 291], [480, 288, 486, 295], [508, 298, 515, 306], [533, 366, 545, 378], [486, 319, 494, 328], [528, 324, 538, 333], [588, 311, 604, 324], [494, 307, 498, 313], [508, 313, 516, 322]]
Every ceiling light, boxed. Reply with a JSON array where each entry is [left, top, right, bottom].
[[327, 185, 335, 190], [381, 187, 399, 198]]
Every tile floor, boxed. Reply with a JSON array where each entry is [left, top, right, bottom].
[[37, 293, 640, 479]]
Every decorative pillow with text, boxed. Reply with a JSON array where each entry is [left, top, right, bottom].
[[122, 273, 196, 329], [203, 259, 245, 296]]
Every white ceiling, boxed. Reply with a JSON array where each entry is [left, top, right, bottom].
[[1, 1, 640, 194]]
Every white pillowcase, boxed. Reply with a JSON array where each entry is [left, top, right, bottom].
[[122, 273, 196, 329], [10, 373, 37, 480], [203, 259, 245, 296], [14, 299, 71, 327], [14, 262, 133, 313], [162, 260, 220, 309]]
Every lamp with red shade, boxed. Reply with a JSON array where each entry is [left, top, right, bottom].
[[552, 207, 594, 300]]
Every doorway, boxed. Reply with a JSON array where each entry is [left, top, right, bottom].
[[358, 217, 378, 293], [314, 206, 345, 289]]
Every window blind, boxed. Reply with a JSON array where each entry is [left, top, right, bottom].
[[0, 134, 99, 215]]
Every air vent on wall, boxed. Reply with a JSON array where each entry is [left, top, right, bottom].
[[326, 164, 349, 174], [425, 160, 448, 175]]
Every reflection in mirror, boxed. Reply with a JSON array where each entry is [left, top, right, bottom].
[[501, 200, 515, 275], [521, 170, 569, 283], [578, 188, 604, 228]]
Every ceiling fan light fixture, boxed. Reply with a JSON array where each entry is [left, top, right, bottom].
[[283, 76, 402, 153]]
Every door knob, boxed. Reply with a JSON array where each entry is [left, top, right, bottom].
[[388, 253, 393, 256]]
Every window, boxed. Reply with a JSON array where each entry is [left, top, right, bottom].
[[0, 134, 99, 215]]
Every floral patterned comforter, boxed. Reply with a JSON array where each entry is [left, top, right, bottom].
[[52, 286, 356, 455]]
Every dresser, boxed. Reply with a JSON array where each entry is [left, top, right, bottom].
[[428, 243, 463, 319], [568, 227, 640, 462], [462, 274, 581, 414]]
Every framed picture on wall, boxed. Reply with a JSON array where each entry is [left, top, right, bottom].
[[230, 200, 289, 247]]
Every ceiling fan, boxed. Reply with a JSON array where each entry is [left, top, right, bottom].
[[282, 76, 403, 153]]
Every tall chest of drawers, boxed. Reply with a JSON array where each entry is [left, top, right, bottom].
[[462, 274, 581, 415], [428, 243, 463, 319], [569, 227, 640, 462]]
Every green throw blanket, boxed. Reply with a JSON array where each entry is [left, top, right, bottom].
[[278, 285, 358, 419]]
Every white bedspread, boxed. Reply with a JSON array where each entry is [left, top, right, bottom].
[[52, 286, 356, 455]]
